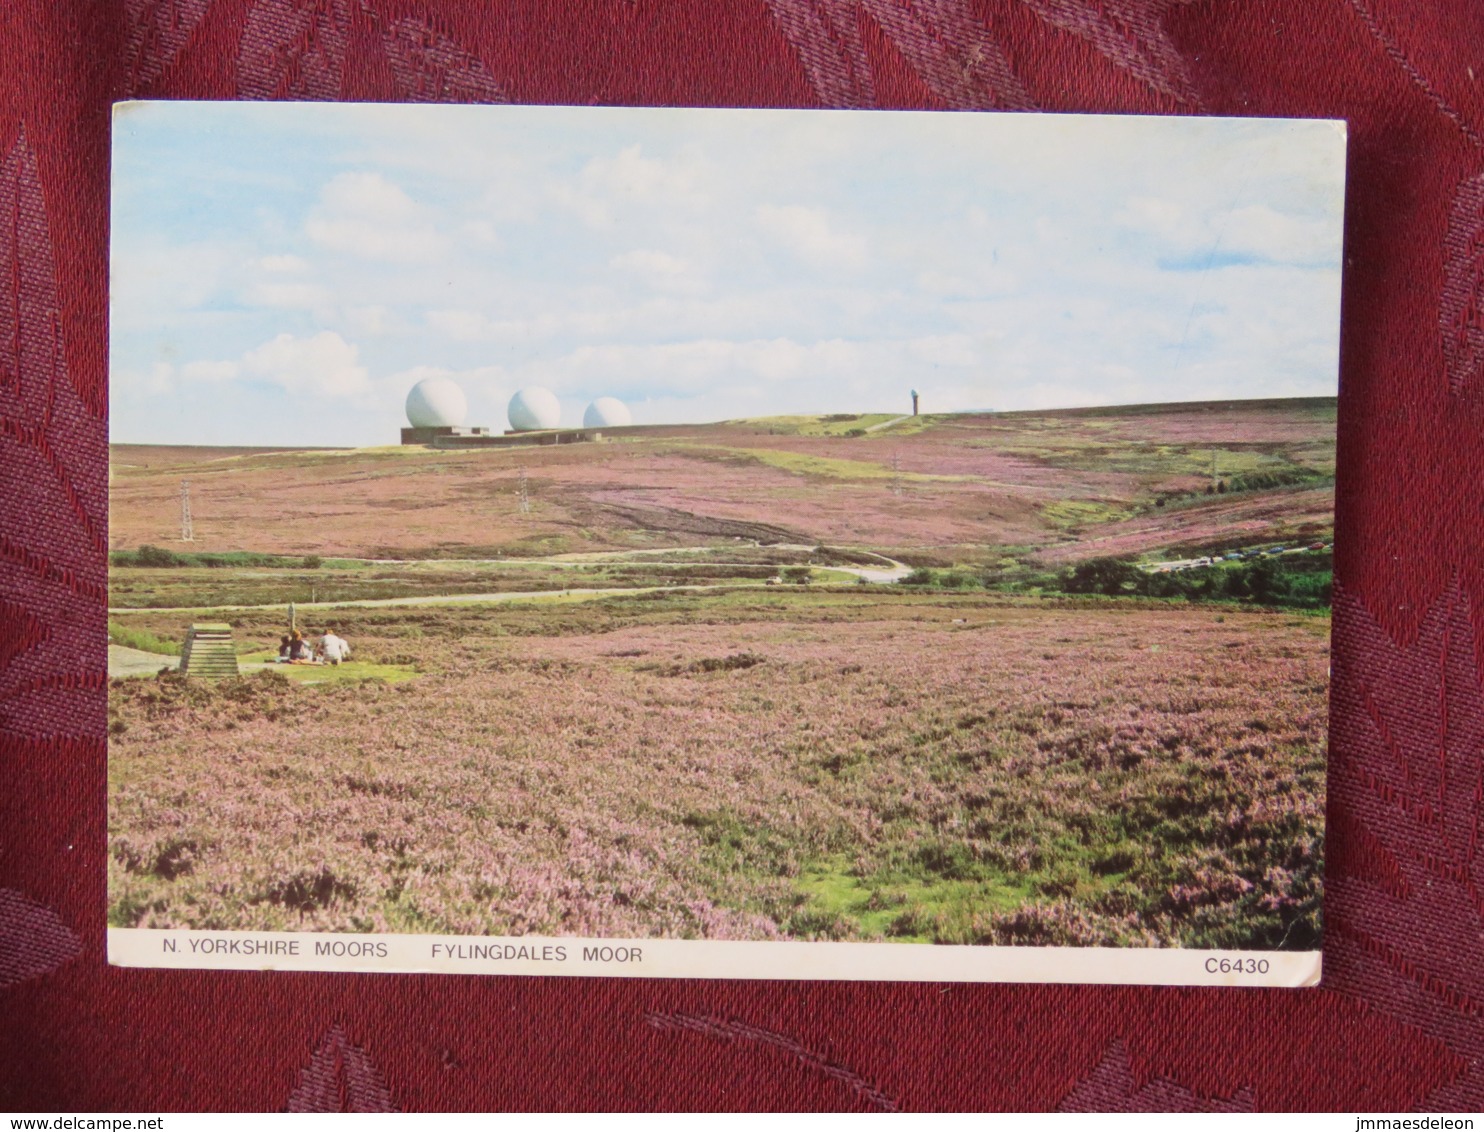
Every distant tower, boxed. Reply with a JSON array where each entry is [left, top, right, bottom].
[[517, 467, 531, 514], [911, 389, 920, 416], [179, 480, 194, 542]]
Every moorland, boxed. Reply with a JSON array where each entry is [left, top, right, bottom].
[[108, 399, 1334, 947]]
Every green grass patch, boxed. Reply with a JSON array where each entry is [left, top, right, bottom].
[[731, 413, 901, 437], [108, 620, 180, 656], [693, 444, 895, 480], [792, 857, 1036, 942], [798, 413, 901, 436], [673, 443, 970, 484], [807, 568, 860, 584], [1041, 499, 1131, 528], [237, 651, 420, 684]]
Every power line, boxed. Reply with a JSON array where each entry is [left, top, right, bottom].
[[179, 480, 194, 542]]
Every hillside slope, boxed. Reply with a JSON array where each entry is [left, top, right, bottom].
[[109, 398, 1335, 564]]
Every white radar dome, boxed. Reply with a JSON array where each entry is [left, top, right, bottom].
[[405, 377, 468, 429], [583, 397, 632, 428], [508, 387, 561, 431]]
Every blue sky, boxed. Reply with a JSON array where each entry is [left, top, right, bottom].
[[110, 102, 1346, 447]]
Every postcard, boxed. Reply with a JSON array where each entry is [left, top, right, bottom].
[[107, 102, 1343, 985]]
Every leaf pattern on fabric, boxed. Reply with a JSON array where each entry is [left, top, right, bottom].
[[284, 1026, 396, 1112], [863, 0, 1033, 110], [646, 1011, 898, 1111], [121, 0, 213, 92], [0, 130, 106, 740], [0, 600, 47, 674], [239, 0, 353, 100], [1016, 0, 1200, 106], [1441, 171, 1484, 396], [763, 0, 876, 108], [1058, 1040, 1254, 1112], [1343, 0, 1484, 154], [0, 888, 82, 989], [382, 17, 506, 103], [765, 0, 1033, 110], [239, 2, 505, 103], [1327, 582, 1484, 1108]]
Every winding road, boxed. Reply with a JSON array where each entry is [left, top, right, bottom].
[[107, 550, 912, 678], [108, 550, 912, 617]]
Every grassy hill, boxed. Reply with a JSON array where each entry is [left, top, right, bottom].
[[109, 398, 1335, 567]]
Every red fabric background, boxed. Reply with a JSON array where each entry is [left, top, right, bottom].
[[2, 0, 1479, 1111]]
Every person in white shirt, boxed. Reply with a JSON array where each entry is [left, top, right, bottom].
[[319, 629, 351, 666]]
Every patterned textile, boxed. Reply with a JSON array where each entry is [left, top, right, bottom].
[[2, 0, 1479, 1110]]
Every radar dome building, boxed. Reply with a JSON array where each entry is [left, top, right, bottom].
[[583, 397, 632, 428], [405, 376, 468, 428], [400, 377, 492, 445], [508, 387, 562, 432], [400, 378, 593, 450]]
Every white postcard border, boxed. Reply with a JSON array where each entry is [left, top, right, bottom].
[[109, 928, 1320, 987]]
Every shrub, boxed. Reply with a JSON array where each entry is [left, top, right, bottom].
[[1245, 560, 1282, 604], [1225, 466, 1327, 493], [135, 544, 186, 568], [1063, 557, 1141, 596]]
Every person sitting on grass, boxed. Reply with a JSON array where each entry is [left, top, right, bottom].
[[277, 635, 292, 661], [288, 630, 315, 663], [318, 628, 350, 667]]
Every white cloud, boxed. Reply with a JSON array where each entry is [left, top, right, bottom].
[[257, 253, 309, 272], [755, 204, 867, 271], [425, 308, 495, 341], [1118, 196, 1189, 247], [342, 305, 394, 336], [1117, 196, 1339, 267], [907, 334, 993, 368], [555, 145, 711, 232], [110, 239, 238, 333], [462, 219, 499, 246], [916, 267, 1016, 298], [240, 331, 370, 399], [241, 280, 330, 309], [1220, 205, 1337, 265], [425, 308, 559, 343], [610, 249, 702, 293], [181, 359, 238, 383], [305, 172, 446, 262], [112, 361, 177, 396], [516, 334, 989, 403], [582, 145, 702, 203]]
